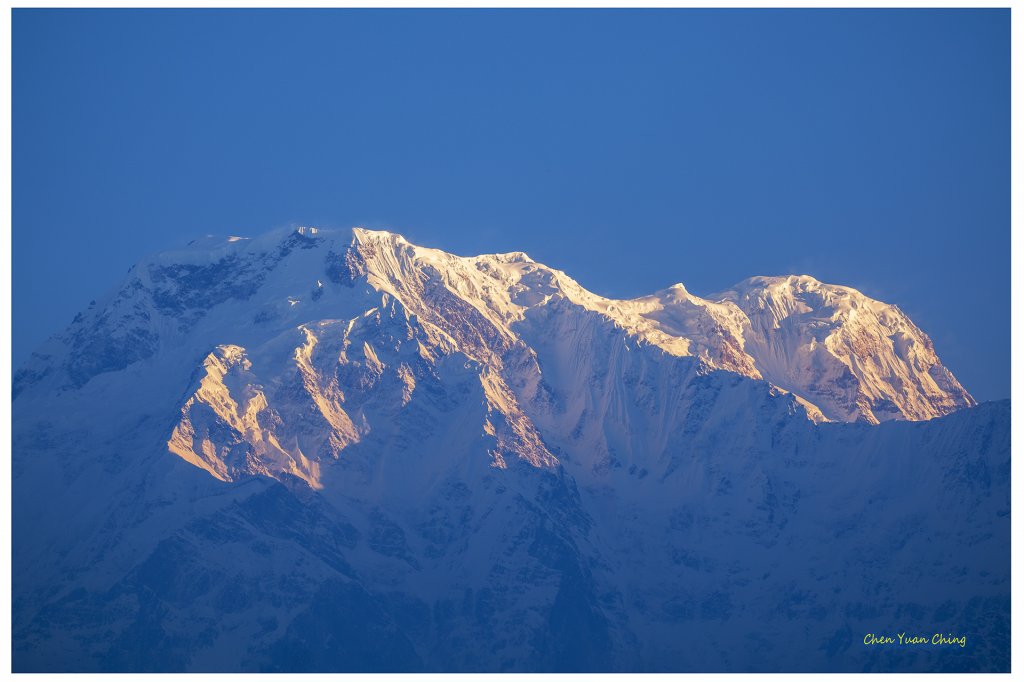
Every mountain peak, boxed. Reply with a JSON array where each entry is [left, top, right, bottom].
[[724, 273, 843, 293], [479, 250, 534, 264], [712, 275, 974, 423], [352, 226, 408, 244]]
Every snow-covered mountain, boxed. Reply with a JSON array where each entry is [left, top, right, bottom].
[[13, 227, 1007, 672], [713, 275, 974, 423]]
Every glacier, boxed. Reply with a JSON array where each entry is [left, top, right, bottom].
[[12, 226, 1008, 672]]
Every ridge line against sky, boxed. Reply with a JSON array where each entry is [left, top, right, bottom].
[[12, 8, 1009, 400]]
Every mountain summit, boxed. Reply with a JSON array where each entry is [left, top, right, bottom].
[[13, 226, 1005, 672]]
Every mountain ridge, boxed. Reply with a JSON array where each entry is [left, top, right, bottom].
[[16, 226, 972, 425]]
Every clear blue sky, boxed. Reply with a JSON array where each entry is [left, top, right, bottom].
[[13, 9, 1009, 400]]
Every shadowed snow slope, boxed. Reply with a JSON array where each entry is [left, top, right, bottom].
[[13, 227, 1006, 672]]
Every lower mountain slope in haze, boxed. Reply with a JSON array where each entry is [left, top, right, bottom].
[[13, 227, 1008, 672]]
